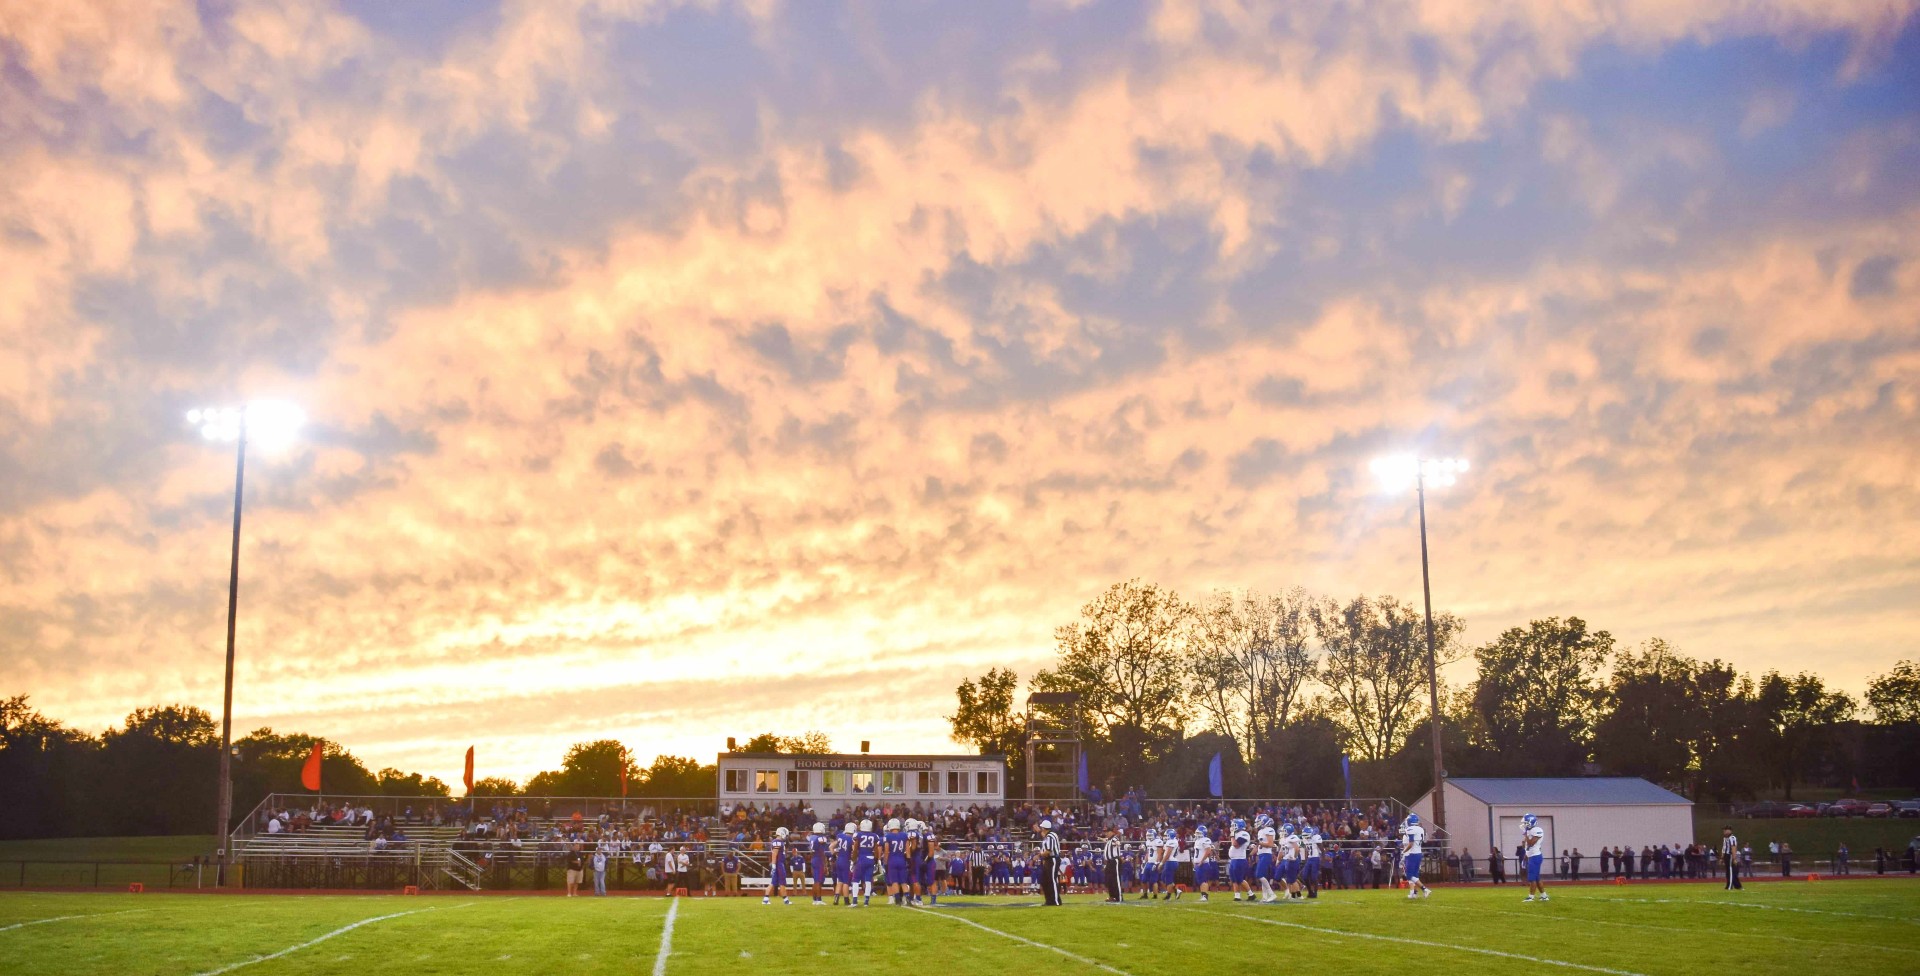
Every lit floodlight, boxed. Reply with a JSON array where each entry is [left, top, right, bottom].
[[1373, 454, 1469, 492], [189, 401, 305, 449]]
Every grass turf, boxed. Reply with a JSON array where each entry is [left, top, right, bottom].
[[2, 879, 1916, 976], [1690, 815, 1920, 856]]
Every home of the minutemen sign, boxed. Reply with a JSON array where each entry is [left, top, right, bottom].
[[716, 752, 1006, 813]]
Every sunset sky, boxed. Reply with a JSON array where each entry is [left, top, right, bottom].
[[3, 1, 1917, 787]]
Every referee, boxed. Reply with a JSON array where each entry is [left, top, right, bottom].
[[1102, 824, 1124, 902], [1036, 819, 1063, 906], [1721, 826, 1742, 890]]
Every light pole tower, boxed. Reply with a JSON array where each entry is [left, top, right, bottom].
[[190, 401, 303, 884], [1371, 454, 1467, 835]]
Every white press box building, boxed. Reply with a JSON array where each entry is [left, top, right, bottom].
[[716, 753, 1007, 814], [1410, 777, 1695, 860]]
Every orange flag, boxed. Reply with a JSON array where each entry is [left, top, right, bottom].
[[300, 741, 323, 792], [463, 746, 475, 793]]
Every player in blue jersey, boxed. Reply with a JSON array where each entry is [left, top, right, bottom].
[[1254, 815, 1278, 903], [1227, 817, 1252, 901], [883, 818, 910, 905], [1302, 824, 1323, 899], [808, 822, 829, 905], [1521, 813, 1549, 902], [1400, 814, 1431, 899], [764, 826, 792, 905], [917, 823, 939, 904], [853, 818, 878, 906], [832, 823, 854, 905], [1191, 826, 1216, 902]]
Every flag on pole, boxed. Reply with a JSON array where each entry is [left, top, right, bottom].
[[1207, 752, 1224, 798], [463, 746, 475, 793], [301, 741, 324, 792], [1075, 752, 1089, 794], [1341, 754, 1353, 803]]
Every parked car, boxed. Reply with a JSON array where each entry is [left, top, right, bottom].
[[1734, 801, 1795, 818], [1897, 800, 1920, 819], [1824, 798, 1872, 817], [1785, 803, 1820, 818], [1866, 803, 1895, 818]]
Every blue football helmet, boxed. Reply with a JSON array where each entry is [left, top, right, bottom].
[[1522, 812, 1537, 827], [1231, 817, 1247, 832], [1405, 813, 1419, 826]]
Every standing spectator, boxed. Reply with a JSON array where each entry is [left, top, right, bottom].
[[722, 850, 740, 895], [1460, 848, 1475, 882], [591, 849, 608, 896], [1488, 848, 1505, 884], [1835, 843, 1850, 876], [676, 847, 693, 892], [1780, 843, 1794, 878], [566, 850, 585, 897], [1570, 848, 1583, 880]]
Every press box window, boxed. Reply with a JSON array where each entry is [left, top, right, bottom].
[[785, 770, 809, 793], [819, 771, 844, 793], [881, 771, 906, 794], [947, 771, 968, 794], [754, 770, 779, 793], [724, 769, 750, 793], [918, 771, 940, 794], [976, 771, 998, 794], [851, 772, 875, 794]]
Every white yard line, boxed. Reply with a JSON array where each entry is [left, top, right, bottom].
[[915, 906, 1137, 976], [1427, 902, 1920, 956], [1582, 896, 1920, 925], [1181, 906, 1650, 976], [188, 902, 475, 976], [652, 896, 679, 976], [0, 909, 144, 933]]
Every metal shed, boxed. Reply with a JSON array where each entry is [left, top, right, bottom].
[[1410, 777, 1695, 871]]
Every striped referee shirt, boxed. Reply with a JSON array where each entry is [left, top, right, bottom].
[[1041, 831, 1061, 859], [1103, 835, 1122, 860]]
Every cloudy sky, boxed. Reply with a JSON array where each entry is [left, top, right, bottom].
[[3, 0, 1916, 785]]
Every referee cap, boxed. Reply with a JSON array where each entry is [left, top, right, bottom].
[[1040, 819, 1053, 830]]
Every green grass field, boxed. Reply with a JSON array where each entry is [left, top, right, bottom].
[[1691, 816, 1919, 855], [2, 879, 1916, 976], [0, 836, 213, 862]]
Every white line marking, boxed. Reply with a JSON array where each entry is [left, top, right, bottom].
[[0, 910, 144, 933], [652, 896, 678, 976], [1181, 907, 1649, 976], [188, 903, 474, 976], [1583, 896, 1920, 925], [1427, 903, 1920, 955], [915, 906, 1136, 976]]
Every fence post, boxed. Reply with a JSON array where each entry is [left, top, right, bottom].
[[94, 862, 101, 887]]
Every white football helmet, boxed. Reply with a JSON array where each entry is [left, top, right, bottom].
[[812, 822, 826, 833], [842, 823, 855, 835], [886, 818, 901, 831], [775, 826, 789, 839], [859, 819, 873, 832]]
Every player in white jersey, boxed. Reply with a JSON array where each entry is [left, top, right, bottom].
[[1521, 813, 1549, 902], [1191, 826, 1216, 901], [1255, 819, 1279, 903], [1302, 825, 1324, 899], [1227, 818, 1253, 901], [1137, 828, 1160, 899], [1163, 828, 1185, 900], [1279, 823, 1305, 900], [1400, 814, 1431, 899]]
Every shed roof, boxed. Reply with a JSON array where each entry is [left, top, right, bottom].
[[1447, 777, 1690, 806]]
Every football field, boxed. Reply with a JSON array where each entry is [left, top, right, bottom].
[[3, 881, 1916, 976]]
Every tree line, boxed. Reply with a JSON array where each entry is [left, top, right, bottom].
[[0, 695, 826, 840], [948, 580, 1920, 803]]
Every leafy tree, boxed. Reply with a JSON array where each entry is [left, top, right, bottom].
[[948, 667, 1027, 793], [1313, 595, 1462, 761], [1468, 617, 1613, 774], [1592, 640, 1703, 787], [1866, 660, 1920, 724], [1035, 579, 1196, 779], [465, 777, 520, 797], [1190, 588, 1316, 766], [558, 739, 638, 796], [1754, 671, 1854, 800], [636, 755, 714, 797], [0, 696, 97, 839], [522, 769, 567, 797], [376, 768, 450, 797], [95, 706, 219, 836], [736, 731, 834, 754]]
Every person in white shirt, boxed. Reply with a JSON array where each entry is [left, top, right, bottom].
[[1255, 817, 1279, 903], [1400, 814, 1431, 899], [1227, 818, 1253, 901], [1191, 826, 1217, 902], [1522, 813, 1549, 902]]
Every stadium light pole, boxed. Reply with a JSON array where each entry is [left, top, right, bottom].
[[190, 401, 304, 884], [1369, 454, 1468, 838]]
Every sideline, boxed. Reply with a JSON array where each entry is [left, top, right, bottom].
[[1425, 902, 1920, 956], [914, 905, 1137, 976], [188, 902, 475, 976], [0, 909, 145, 933], [652, 896, 679, 976], [1178, 905, 1650, 976]]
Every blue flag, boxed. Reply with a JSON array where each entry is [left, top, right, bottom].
[[1207, 752, 1224, 798], [1076, 751, 1089, 793], [1341, 754, 1353, 803]]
